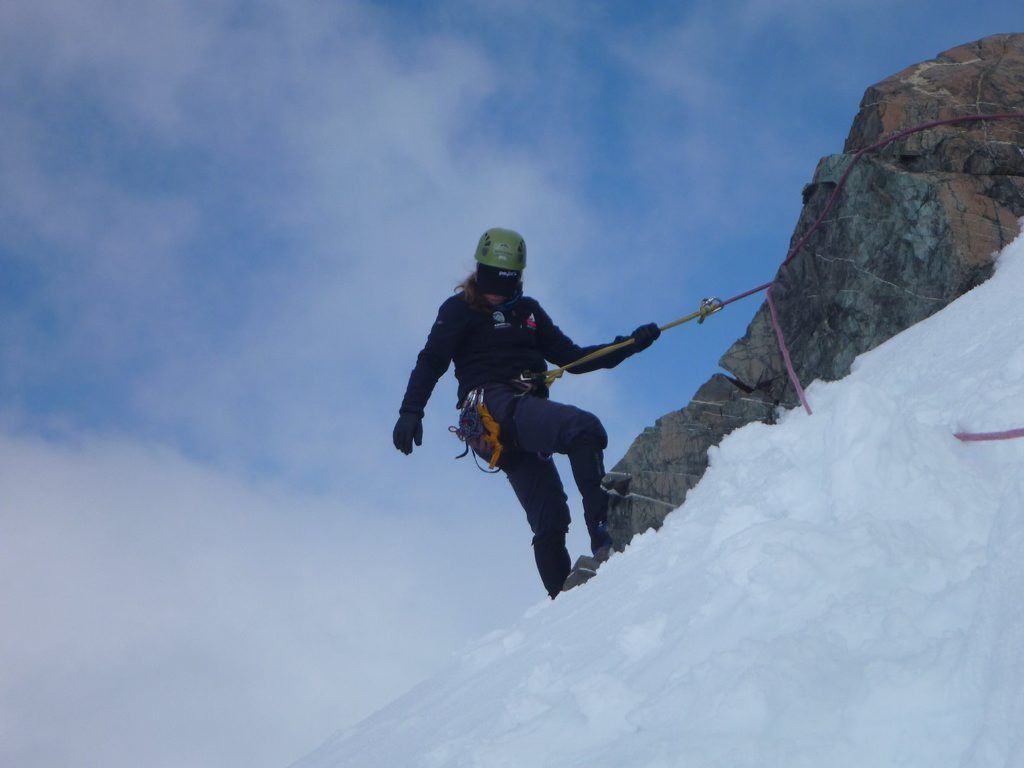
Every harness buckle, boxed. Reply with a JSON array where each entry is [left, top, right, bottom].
[[513, 371, 539, 394]]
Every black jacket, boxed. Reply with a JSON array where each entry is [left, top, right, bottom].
[[399, 293, 635, 417]]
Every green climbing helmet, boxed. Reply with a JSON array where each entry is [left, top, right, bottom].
[[474, 227, 527, 271]]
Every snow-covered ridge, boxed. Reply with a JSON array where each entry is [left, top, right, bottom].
[[294, 231, 1024, 768]]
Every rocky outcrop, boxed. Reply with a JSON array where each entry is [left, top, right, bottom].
[[606, 34, 1024, 550]]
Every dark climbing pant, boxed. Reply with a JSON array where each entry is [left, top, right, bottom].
[[483, 384, 612, 598]]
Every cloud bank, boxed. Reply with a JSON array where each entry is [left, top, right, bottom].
[[0, 431, 538, 768]]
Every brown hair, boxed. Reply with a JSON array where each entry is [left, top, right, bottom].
[[455, 272, 494, 313]]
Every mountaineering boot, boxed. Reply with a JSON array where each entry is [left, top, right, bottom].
[[567, 444, 613, 556], [590, 521, 612, 562], [561, 554, 601, 592], [533, 530, 571, 599]]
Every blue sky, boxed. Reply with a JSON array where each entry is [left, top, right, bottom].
[[1, 2, 1021, 767]]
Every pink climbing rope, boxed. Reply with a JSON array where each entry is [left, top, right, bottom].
[[762, 111, 1024, 420], [782, 112, 1024, 268], [717, 281, 773, 309], [954, 428, 1024, 443], [766, 286, 812, 415]]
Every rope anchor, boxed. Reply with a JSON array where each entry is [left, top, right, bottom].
[[698, 297, 722, 324]]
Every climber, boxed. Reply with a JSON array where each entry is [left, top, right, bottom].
[[392, 227, 661, 598]]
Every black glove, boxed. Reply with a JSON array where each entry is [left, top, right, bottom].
[[393, 412, 423, 455], [630, 322, 661, 352]]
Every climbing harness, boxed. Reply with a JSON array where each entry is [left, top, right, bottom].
[[449, 388, 504, 472], [511, 372, 547, 396], [449, 384, 556, 472]]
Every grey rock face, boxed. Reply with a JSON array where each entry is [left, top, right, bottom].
[[605, 34, 1024, 549], [605, 374, 777, 550]]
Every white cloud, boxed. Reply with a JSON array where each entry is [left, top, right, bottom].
[[0, 430, 538, 768]]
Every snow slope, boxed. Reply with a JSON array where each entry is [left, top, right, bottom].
[[294, 231, 1024, 768]]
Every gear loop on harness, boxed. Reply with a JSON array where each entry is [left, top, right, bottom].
[[449, 387, 504, 473]]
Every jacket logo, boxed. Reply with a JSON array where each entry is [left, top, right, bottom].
[[492, 311, 511, 329], [525, 313, 537, 330]]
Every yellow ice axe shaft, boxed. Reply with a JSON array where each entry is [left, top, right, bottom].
[[533, 298, 723, 387]]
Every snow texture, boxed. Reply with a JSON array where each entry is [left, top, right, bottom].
[[294, 230, 1024, 768]]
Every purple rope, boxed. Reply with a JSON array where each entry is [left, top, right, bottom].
[[718, 281, 772, 309], [955, 428, 1024, 443], [783, 113, 1024, 267], [766, 286, 812, 415]]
